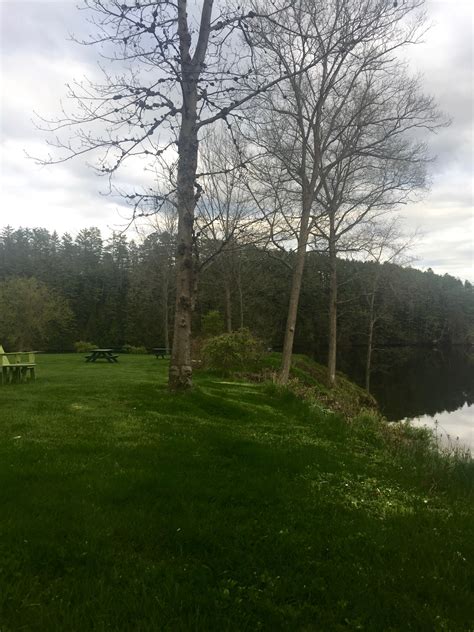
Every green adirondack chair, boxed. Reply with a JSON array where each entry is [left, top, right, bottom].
[[0, 345, 36, 384]]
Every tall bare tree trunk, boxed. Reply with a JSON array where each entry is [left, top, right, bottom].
[[168, 27, 200, 390], [169, 0, 213, 391], [365, 286, 377, 393], [327, 225, 337, 387], [278, 194, 312, 384], [169, 116, 198, 390], [224, 280, 232, 333], [237, 265, 244, 330], [365, 317, 375, 393], [163, 274, 170, 355]]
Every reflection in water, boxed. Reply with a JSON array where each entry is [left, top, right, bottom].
[[338, 347, 474, 451], [409, 402, 474, 454]]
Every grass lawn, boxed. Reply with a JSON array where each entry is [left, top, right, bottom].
[[0, 354, 472, 631]]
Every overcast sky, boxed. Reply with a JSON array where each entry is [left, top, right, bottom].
[[0, 0, 473, 281]]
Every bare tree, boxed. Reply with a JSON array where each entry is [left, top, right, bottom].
[[242, 0, 337, 383], [244, 0, 441, 385], [358, 219, 417, 393], [194, 125, 264, 330], [310, 64, 444, 386], [37, 0, 336, 390], [37, 0, 445, 390]]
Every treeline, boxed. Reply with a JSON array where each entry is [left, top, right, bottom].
[[0, 225, 473, 356]]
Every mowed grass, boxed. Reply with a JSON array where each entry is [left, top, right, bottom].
[[0, 355, 472, 631]]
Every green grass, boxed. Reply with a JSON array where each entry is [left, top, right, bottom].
[[0, 355, 472, 631]]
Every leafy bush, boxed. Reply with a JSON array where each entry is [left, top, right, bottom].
[[74, 341, 97, 353], [201, 310, 225, 338], [122, 344, 148, 354], [201, 329, 264, 374]]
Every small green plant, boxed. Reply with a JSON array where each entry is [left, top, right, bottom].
[[74, 341, 97, 353], [201, 310, 225, 338], [201, 329, 263, 374], [122, 344, 148, 354]]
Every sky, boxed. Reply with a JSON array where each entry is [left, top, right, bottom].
[[0, 0, 473, 281]]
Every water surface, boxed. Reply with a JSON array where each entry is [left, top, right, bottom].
[[408, 402, 473, 453], [339, 347, 474, 453]]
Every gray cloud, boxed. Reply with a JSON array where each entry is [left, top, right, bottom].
[[1, 1, 98, 60], [0, 0, 472, 280], [410, 0, 474, 180]]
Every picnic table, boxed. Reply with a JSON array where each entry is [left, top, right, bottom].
[[153, 347, 169, 359], [85, 349, 119, 363]]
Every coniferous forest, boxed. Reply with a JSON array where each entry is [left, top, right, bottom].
[[1, 225, 472, 356]]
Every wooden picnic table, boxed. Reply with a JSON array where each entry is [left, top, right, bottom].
[[152, 347, 169, 359], [85, 349, 119, 363]]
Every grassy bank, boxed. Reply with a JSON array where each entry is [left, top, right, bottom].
[[0, 355, 472, 631]]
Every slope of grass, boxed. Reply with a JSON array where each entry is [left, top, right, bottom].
[[0, 354, 472, 631], [261, 353, 377, 417]]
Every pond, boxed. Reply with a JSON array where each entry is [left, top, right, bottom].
[[338, 347, 474, 454]]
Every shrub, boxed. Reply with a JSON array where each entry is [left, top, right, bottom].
[[122, 344, 148, 354], [201, 310, 225, 338], [201, 329, 264, 374], [74, 341, 97, 353]]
